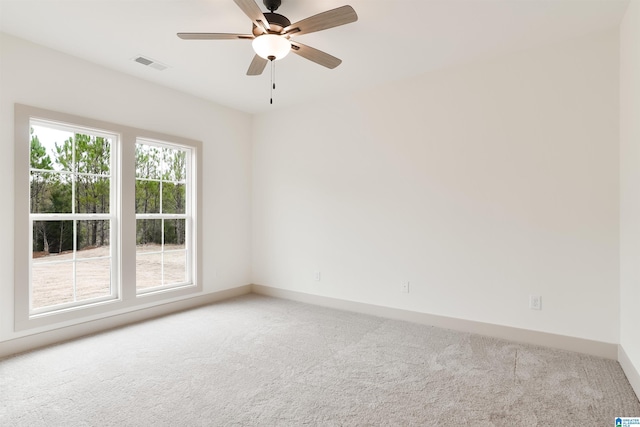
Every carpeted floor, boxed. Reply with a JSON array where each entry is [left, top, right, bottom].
[[1, 294, 638, 426]]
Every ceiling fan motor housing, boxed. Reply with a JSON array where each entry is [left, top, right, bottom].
[[252, 12, 291, 36], [263, 0, 281, 12]]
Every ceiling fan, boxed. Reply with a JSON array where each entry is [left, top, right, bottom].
[[177, 0, 358, 76]]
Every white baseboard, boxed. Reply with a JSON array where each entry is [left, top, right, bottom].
[[2, 284, 622, 364], [619, 345, 640, 401], [0, 285, 251, 359], [251, 284, 618, 360]]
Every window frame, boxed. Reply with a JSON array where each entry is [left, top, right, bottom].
[[14, 104, 203, 331]]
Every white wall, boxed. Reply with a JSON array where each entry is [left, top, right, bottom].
[[619, 0, 640, 393], [252, 30, 620, 343], [0, 34, 252, 343], [0, 24, 626, 355]]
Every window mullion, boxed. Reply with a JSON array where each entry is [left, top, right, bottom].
[[30, 213, 112, 221], [72, 219, 77, 303]]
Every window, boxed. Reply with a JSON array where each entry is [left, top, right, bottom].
[[29, 121, 117, 314], [15, 105, 202, 330], [135, 140, 191, 293]]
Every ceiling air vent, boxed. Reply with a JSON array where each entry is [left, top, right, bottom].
[[132, 55, 168, 71]]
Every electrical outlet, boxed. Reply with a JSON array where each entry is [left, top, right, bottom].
[[529, 295, 542, 310], [314, 271, 321, 281], [401, 282, 410, 293]]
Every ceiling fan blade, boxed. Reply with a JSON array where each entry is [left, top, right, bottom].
[[282, 5, 357, 37], [290, 41, 342, 69], [177, 33, 253, 40], [233, 0, 271, 33], [247, 54, 268, 75]]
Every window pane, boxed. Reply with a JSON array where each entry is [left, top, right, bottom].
[[162, 182, 186, 214], [162, 147, 187, 182], [32, 221, 74, 256], [76, 258, 111, 300], [30, 172, 72, 214], [76, 176, 110, 214], [31, 124, 74, 172], [136, 219, 162, 249], [30, 172, 51, 213], [75, 134, 111, 175], [32, 261, 74, 310], [76, 220, 110, 257], [136, 144, 162, 179], [135, 180, 160, 214], [136, 252, 162, 290], [164, 219, 185, 248], [164, 250, 186, 285]]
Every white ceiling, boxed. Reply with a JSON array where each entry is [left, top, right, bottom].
[[0, 0, 630, 114]]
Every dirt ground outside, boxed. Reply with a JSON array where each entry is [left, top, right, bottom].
[[31, 244, 187, 310]]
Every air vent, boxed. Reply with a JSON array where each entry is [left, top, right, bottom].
[[132, 55, 168, 71]]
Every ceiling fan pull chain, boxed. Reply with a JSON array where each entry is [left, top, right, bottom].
[[269, 55, 276, 104]]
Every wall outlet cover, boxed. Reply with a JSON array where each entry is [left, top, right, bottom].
[[529, 295, 542, 310]]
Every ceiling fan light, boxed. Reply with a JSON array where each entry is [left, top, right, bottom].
[[252, 34, 291, 60]]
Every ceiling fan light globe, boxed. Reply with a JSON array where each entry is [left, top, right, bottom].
[[252, 34, 291, 60]]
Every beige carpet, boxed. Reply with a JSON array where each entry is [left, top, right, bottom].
[[1, 294, 638, 426]]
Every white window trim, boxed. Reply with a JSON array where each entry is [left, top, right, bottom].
[[14, 104, 203, 331]]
